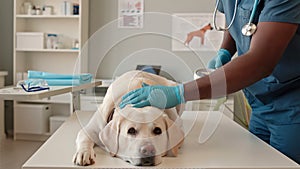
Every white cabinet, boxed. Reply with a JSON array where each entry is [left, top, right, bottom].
[[15, 103, 52, 134], [13, 0, 89, 140]]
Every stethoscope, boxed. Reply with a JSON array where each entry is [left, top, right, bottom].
[[213, 0, 259, 36]]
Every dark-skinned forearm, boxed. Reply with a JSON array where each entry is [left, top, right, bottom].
[[184, 22, 298, 101], [220, 30, 237, 56]]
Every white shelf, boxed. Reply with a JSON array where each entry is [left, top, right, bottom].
[[16, 49, 79, 53], [14, 0, 89, 77], [13, 0, 89, 140], [16, 15, 80, 19]]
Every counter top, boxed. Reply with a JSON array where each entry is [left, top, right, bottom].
[[0, 71, 8, 76], [23, 111, 299, 169], [0, 81, 101, 101], [0, 81, 102, 138]]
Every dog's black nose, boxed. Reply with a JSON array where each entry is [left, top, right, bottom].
[[139, 143, 156, 166], [140, 143, 155, 156]]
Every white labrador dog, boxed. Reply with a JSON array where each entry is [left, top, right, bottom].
[[73, 70, 184, 166]]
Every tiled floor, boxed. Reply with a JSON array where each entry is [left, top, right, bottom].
[[0, 137, 43, 169]]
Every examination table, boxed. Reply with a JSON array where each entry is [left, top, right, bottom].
[[22, 110, 299, 169]]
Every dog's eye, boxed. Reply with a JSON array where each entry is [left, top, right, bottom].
[[153, 127, 162, 135], [127, 127, 137, 135]]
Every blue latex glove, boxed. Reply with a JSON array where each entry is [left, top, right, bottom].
[[207, 48, 232, 69], [119, 83, 185, 109]]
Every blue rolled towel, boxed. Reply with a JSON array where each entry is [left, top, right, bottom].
[[43, 79, 83, 86], [28, 70, 92, 80], [27, 70, 93, 86]]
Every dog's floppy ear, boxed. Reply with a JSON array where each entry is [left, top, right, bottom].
[[163, 115, 184, 157], [99, 114, 123, 156]]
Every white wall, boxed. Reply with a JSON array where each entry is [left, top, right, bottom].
[[88, 0, 216, 82]]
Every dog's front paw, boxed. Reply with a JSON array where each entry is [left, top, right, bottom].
[[73, 148, 96, 166]]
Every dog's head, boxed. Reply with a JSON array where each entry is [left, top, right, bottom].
[[99, 106, 184, 166]]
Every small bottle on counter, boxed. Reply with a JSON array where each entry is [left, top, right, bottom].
[[46, 34, 58, 49], [73, 3, 79, 15], [72, 39, 79, 50], [35, 6, 42, 15], [22, 2, 32, 15], [31, 5, 36, 15], [43, 6, 53, 15]]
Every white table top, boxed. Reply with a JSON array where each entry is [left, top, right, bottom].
[[23, 111, 299, 169], [0, 81, 102, 101]]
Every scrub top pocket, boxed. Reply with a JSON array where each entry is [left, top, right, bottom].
[[236, 5, 252, 53], [238, 5, 252, 24]]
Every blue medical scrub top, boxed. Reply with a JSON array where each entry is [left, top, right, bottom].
[[218, 0, 300, 124]]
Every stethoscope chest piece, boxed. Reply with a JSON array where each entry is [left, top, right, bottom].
[[242, 23, 257, 36]]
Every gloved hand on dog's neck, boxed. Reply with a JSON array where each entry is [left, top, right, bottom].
[[119, 82, 185, 109]]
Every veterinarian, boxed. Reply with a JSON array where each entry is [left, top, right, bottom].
[[120, 0, 300, 164]]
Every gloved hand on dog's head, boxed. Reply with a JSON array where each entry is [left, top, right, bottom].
[[119, 83, 185, 109]]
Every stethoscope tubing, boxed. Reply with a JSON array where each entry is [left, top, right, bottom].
[[213, 0, 259, 35], [248, 0, 259, 25], [213, 0, 238, 31]]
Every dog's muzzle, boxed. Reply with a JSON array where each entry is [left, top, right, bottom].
[[138, 142, 156, 166]]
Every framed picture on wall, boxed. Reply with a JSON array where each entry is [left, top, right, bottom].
[[172, 13, 225, 51], [118, 0, 144, 28]]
